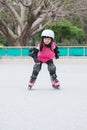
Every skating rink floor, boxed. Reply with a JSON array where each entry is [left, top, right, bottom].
[[0, 57, 87, 130]]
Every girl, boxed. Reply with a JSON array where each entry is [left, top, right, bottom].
[[28, 29, 60, 89]]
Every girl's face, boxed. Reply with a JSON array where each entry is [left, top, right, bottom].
[[43, 37, 52, 45]]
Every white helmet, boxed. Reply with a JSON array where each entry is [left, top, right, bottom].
[[41, 29, 55, 39]]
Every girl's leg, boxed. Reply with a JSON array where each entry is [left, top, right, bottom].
[[28, 62, 42, 88], [46, 60, 60, 88]]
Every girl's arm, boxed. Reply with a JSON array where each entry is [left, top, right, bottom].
[[29, 48, 39, 63], [54, 46, 60, 59]]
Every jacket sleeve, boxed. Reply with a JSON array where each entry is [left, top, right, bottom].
[[54, 46, 60, 59], [29, 48, 39, 63]]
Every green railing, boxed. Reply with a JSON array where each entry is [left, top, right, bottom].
[[0, 46, 87, 56]]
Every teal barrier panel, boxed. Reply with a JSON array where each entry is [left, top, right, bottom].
[[0, 48, 6, 56], [22, 48, 29, 56], [85, 47, 87, 56], [7, 48, 21, 56], [69, 47, 84, 56], [59, 48, 68, 56]]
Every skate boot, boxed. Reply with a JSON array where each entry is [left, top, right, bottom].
[[28, 81, 35, 89], [51, 74, 60, 89], [51, 79, 60, 89], [28, 75, 36, 89]]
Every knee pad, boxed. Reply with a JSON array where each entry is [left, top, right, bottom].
[[33, 63, 41, 75], [48, 64, 56, 75]]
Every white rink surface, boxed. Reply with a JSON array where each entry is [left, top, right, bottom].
[[0, 57, 87, 130]]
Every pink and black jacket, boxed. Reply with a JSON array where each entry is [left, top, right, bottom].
[[29, 42, 59, 63]]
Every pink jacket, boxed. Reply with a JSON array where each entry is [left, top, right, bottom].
[[37, 42, 56, 62]]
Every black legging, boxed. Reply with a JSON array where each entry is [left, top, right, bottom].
[[30, 60, 57, 82]]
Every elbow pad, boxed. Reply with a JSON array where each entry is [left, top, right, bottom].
[[29, 48, 40, 63], [29, 48, 39, 58], [54, 46, 60, 59]]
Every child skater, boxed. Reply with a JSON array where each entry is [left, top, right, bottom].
[[28, 29, 60, 89]]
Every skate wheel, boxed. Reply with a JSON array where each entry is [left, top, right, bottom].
[[27, 85, 32, 90], [52, 85, 60, 89]]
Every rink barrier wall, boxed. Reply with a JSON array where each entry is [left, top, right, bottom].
[[0, 46, 87, 56]]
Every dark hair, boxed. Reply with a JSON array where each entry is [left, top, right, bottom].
[[40, 37, 53, 51]]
